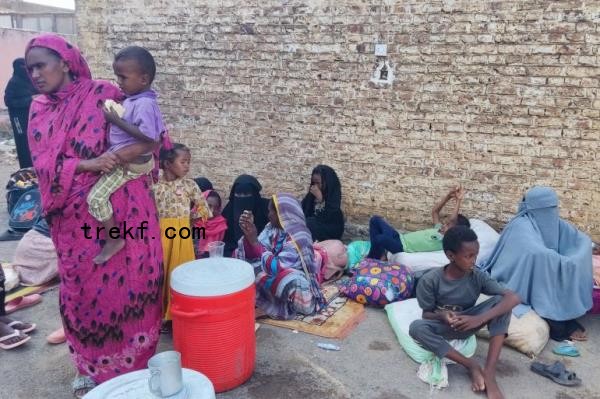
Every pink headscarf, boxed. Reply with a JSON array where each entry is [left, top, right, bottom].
[[25, 34, 122, 215], [26, 34, 92, 81]]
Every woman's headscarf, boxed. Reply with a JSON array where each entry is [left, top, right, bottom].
[[4, 58, 38, 109], [518, 186, 560, 251], [26, 35, 92, 82], [194, 177, 213, 192], [25, 34, 122, 215], [222, 175, 269, 249], [273, 193, 326, 309], [301, 164, 342, 216]]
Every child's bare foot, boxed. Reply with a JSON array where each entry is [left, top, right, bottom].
[[483, 372, 504, 399], [93, 238, 125, 264], [468, 362, 486, 392]]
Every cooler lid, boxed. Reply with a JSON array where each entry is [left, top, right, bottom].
[[170, 258, 255, 297]]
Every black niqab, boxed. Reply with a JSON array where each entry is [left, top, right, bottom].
[[4, 58, 37, 109], [222, 175, 270, 254]]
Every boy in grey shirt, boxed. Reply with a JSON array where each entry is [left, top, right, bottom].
[[410, 226, 520, 399]]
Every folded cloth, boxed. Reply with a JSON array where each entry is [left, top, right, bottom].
[[513, 303, 532, 318], [12, 229, 58, 286]]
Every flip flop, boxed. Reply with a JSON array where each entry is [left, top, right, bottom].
[[72, 375, 96, 399], [0, 330, 31, 350], [553, 341, 580, 357], [531, 361, 581, 387], [7, 321, 36, 334], [160, 320, 172, 335], [5, 294, 42, 314]]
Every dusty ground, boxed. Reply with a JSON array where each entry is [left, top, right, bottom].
[[0, 152, 598, 399]]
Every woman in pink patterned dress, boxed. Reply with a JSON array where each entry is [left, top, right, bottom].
[[25, 34, 163, 397]]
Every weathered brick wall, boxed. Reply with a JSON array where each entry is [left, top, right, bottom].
[[76, 0, 600, 240]]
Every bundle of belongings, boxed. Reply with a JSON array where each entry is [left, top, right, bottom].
[[0, 168, 42, 241], [2, 217, 57, 289], [12, 218, 57, 286]]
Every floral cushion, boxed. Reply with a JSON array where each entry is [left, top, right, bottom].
[[339, 259, 414, 307]]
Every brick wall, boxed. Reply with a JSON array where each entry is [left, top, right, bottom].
[[76, 0, 600, 240]]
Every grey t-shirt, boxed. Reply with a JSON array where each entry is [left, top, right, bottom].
[[416, 267, 505, 312]]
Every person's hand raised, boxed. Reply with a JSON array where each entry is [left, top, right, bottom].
[[455, 185, 465, 201], [310, 185, 323, 202], [239, 210, 258, 244]]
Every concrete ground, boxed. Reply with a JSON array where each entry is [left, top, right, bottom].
[[0, 154, 599, 399]]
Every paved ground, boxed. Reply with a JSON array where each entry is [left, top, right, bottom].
[[0, 154, 599, 399]]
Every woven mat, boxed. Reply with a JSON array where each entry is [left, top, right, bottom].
[[260, 284, 365, 339]]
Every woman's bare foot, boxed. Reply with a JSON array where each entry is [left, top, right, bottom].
[[569, 329, 587, 341], [483, 372, 504, 399], [93, 238, 125, 264], [47, 327, 66, 344], [468, 362, 486, 392], [255, 308, 268, 319]]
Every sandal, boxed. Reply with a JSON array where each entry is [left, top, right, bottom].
[[5, 294, 42, 314], [0, 330, 31, 350], [7, 320, 36, 334], [72, 375, 96, 399], [160, 320, 172, 334], [552, 341, 580, 357], [531, 361, 581, 387]]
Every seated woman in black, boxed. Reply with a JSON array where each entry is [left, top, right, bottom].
[[301, 165, 344, 241], [222, 175, 270, 256]]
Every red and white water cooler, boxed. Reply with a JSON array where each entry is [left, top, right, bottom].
[[170, 258, 256, 392]]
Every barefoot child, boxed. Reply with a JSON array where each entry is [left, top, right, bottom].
[[409, 226, 520, 399], [87, 46, 166, 263], [368, 185, 469, 260], [153, 144, 211, 322]]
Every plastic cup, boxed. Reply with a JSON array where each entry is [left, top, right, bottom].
[[207, 241, 225, 258], [148, 351, 183, 397]]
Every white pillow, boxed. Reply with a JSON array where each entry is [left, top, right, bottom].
[[388, 219, 499, 272]]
